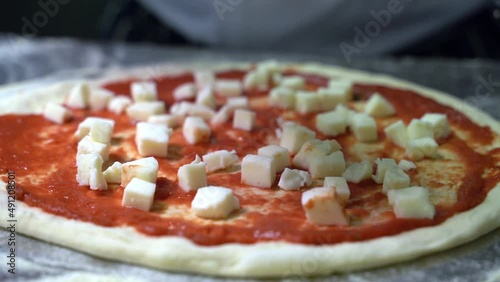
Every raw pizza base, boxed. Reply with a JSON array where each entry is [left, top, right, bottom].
[[0, 62, 499, 278]]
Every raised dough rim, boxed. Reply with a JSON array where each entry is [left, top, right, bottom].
[[0, 61, 499, 278]]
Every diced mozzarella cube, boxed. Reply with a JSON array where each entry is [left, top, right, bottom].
[[107, 95, 132, 115], [243, 69, 268, 90], [421, 113, 450, 139], [327, 79, 353, 101], [131, 81, 157, 102], [407, 119, 433, 140], [76, 153, 103, 186], [89, 167, 107, 190], [173, 82, 196, 101], [293, 139, 341, 170], [257, 145, 290, 172], [405, 137, 438, 160], [316, 110, 347, 136], [182, 116, 211, 144], [178, 161, 207, 192], [210, 105, 232, 125], [195, 86, 216, 109], [74, 117, 115, 141], [210, 98, 249, 125], [335, 104, 354, 124], [278, 168, 312, 190], [226, 96, 249, 109], [372, 158, 398, 184], [280, 76, 305, 90], [122, 177, 156, 211], [269, 87, 295, 109], [318, 87, 347, 111], [135, 122, 171, 157], [323, 176, 350, 205], [170, 102, 215, 120], [89, 118, 114, 144], [301, 187, 348, 226], [233, 109, 256, 131], [126, 101, 165, 121], [194, 71, 215, 89], [389, 186, 435, 219], [364, 93, 395, 117], [103, 161, 122, 184], [77, 136, 110, 161], [342, 160, 372, 183], [384, 120, 409, 147], [66, 83, 90, 109], [308, 151, 346, 179], [191, 186, 240, 219], [214, 80, 243, 97], [382, 167, 410, 193], [121, 157, 159, 187], [398, 160, 416, 171], [202, 150, 239, 173], [241, 154, 276, 188], [43, 103, 71, 124], [89, 89, 114, 111], [148, 114, 180, 128], [280, 123, 316, 154], [351, 113, 378, 142], [295, 91, 321, 114]]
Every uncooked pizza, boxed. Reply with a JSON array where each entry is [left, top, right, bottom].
[[0, 61, 499, 277]]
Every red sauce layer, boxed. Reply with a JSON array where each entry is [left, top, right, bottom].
[[0, 70, 497, 246]]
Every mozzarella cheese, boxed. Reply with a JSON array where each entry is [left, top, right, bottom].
[[398, 160, 416, 171], [279, 76, 305, 90], [122, 177, 156, 211], [194, 71, 215, 89], [103, 161, 122, 184], [308, 151, 346, 179], [388, 186, 435, 219], [317, 87, 347, 111], [77, 136, 110, 161], [372, 158, 398, 184], [76, 153, 103, 186], [323, 176, 350, 205], [210, 105, 232, 125], [89, 118, 114, 144], [295, 91, 321, 114], [342, 160, 372, 183], [293, 139, 341, 170], [257, 145, 290, 173], [232, 109, 256, 131], [243, 69, 268, 90], [121, 157, 159, 187], [131, 81, 157, 102], [405, 137, 438, 160], [74, 117, 115, 141], [182, 116, 211, 144], [214, 80, 243, 97], [316, 110, 347, 136], [170, 102, 215, 120], [66, 83, 90, 109], [327, 79, 353, 101], [421, 113, 450, 139], [384, 120, 409, 147], [382, 167, 410, 193], [173, 82, 196, 100], [269, 87, 295, 109], [126, 101, 165, 121], [301, 187, 348, 226], [364, 93, 395, 117], [89, 88, 114, 111], [195, 85, 216, 109], [278, 168, 312, 190], [241, 154, 276, 188], [407, 119, 433, 140], [350, 113, 378, 142], [280, 123, 316, 154], [107, 95, 132, 115], [178, 160, 207, 192], [89, 167, 108, 190], [226, 96, 249, 109], [135, 122, 171, 157], [148, 114, 180, 128], [202, 150, 239, 173], [191, 186, 240, 219], [43, 103, 71, 124]]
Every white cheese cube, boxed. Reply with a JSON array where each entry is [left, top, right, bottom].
[[126, 101, 165, 121], [269, 87, 295, 109], [122, 177, 156, 211], [74, 117, 115, 141], [135, 122, 171, 157], [323, 176, 350, 205], [351, 113, 378, 142], [398, 160, 416, 171], [210, 105, 232, 125], [131, 81, 157, 102], [194, 71, 215, 89], [257, 145, 290, 173], [308, 151, 346, 179], [148, 114, 180, 128], [295, 91, 321, 114], [66, 83, 90, 109], [202, 150, 239, 173], [293, 139, 341, 170], [226, 96, 249, 109], [241, 154, 276, 188], [89, 119, 114, 144], [278, 168, 312, 190], [389, 186, 435, 219], [421, 113, 450, 139], [272, 72, 283, 85], [43, 103, 71, 124], [103, 161, 122, 184], [178, 162, 207, 192], [77, 136, 110, 161], [195, 85, 216, 109], [382, 167, 410, 193], [173, 82, 196, 101], [342, 160, 372, 183], [183, 116, 211, 144], [89, 89, 114, 111], [233, 109, 256, 131], [76, 153, 103, 186], [405, 137, 438, 160], [214, 79, 243, 97], [384, 120, 409, 147], [243, 69, 268, 90], [301, 187, 348, 226], [107, 95, 132, 115], [280, 76, 305, 90], [327, 79, 353, 101], [318, 87, 347, 111], [89, 167, 108, 190], [407, 119, 433, 140], [364, 93, 395, 117], [372, 158, 398, 184], [280, 123, 316, 154], [191, 186, 240, 219], [170, 102, 215, 120], [316, 110, 347, 136], [336, 104, 354, 124], [121, 157, 159, 187]]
